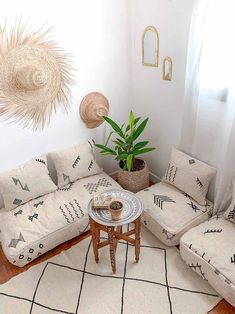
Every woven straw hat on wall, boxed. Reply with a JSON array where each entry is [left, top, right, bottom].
[[0, 20, 74, 130], [79, 92, 109, 128]]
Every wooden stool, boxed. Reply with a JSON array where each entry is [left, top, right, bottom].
[[89, 216, 141, 273]]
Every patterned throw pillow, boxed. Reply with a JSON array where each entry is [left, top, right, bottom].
[[162, 148, 216, 205], [48, 141, 102, 188], [0, 156, 57, 211], [224, 178, 235, 224]]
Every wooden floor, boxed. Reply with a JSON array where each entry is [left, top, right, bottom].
[[0, 231, 234, 314]]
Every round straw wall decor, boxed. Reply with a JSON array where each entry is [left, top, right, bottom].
[[79, 92, 109, 128], [0, 20, 75, 130]]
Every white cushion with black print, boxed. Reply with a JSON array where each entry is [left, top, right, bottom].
[[0, 156, 57, 211], [49, 141, 102, 188], [224, 178, 235, 224], [0, 172, 121, 267], [136, 182, 213, 246], [180, 216, 235, 307], [162, 148, 216, 206]]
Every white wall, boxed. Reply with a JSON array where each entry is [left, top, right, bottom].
[[130, 0, 193, 178], [0, 0, 195, 181], [0, 0, 131, 174]]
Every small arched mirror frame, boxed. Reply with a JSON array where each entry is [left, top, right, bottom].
[[142, 26, 159, 67], [163, 56, 172, 81]]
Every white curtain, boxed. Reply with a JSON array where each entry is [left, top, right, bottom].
[[180, 0, 235, 213]]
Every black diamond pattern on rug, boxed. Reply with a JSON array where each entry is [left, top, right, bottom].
[[0, 227, 220, 314]]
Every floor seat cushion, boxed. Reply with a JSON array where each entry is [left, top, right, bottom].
[[0, 172, 121, 267], [136, 182, 213, 246], [180, 216, 235, 307]]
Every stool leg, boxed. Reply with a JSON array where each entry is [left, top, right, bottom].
[[96, 228, 101, 245], [114, 226, 121, 252], [89, 217, 99, 263], [135, 217, 141, 262], [107, 226, 116, 274]]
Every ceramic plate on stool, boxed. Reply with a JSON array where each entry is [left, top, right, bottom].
[[88, 189, 143, 226]]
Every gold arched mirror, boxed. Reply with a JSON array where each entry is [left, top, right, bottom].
[[163, 56, 172, 81], [142, 26, 159, 67]]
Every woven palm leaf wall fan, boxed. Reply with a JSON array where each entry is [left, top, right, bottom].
[[0, 20, 75, 130]]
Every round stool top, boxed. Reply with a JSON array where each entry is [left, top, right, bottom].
[[88, 189, 144, 227]]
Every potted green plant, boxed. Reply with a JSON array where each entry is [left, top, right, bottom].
[[108, 200, 123, 220], [95, 111, 155, 192]]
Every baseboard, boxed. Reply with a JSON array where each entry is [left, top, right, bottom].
[[149, 172, 161, 183]]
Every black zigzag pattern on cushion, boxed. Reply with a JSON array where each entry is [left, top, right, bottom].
[[164, 163, 178, 184], [231, 254, 235, 265], [83, 178, 112, 194], [196, 177, 203, 188], [189, 262, 207, 281], [34, 201, 44, 208], [188, 243, 233, 286], [153, 194, 175, 210], [88, 160, 94, 171], [63, 173, 70, 183], [187, 201, 201, 213], [12, 177, 30, 192], [204, 229, 222, 235], [28, 213, 38, 222], [8, 233, 25, 248], [57, 182, 74, 192], [228, 209, 235, 221], [14, 209, 23, 216], [72, 155, 81, 168], [59, 200, 84, 224], [162, 229, 175, 241], [35, 158, 46, 165]]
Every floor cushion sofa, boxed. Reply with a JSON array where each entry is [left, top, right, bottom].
[[180, 177, 235, 307], [180, 215, 235, 307], [0, 142, 121, 267], [136, 182, 213, 246], [136, 148, 215, 246]]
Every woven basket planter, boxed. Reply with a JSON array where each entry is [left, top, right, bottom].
[[117, 158, 149, 193]]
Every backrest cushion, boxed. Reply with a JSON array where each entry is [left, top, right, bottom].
[[224, 178, 235, 224], [48, 141, 102, 188], [162, 148, 216, 205], [0, 156, 57, 211]]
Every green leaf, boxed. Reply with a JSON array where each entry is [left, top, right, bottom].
[[126, 117, 141, 132], [126, 154, 133, 171], [103, 116, 125, 138], [95, 144, 116, 154], [129, 111, 135, 131], [133, 147, 155, 156], [101, 151, 115, 156], [126, 135, 133, 145], [104, 131, 114, 147], [114, 138, 125, 145], [113, 141, 129, 148], [133, 141, 149, 150], [115, 153, 129, 160], [123, 162, 128, 171], [133, 118, 149, 140], [117, 147, 123, 155], [100, 149, 116, 155]]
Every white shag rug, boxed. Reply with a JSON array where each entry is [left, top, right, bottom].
[[0, 226, 221, 314]]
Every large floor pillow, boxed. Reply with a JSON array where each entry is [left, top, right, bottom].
[[180, 216, 235, 307], [136, 182, 213, 246], [0, 172, 121, 267]]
